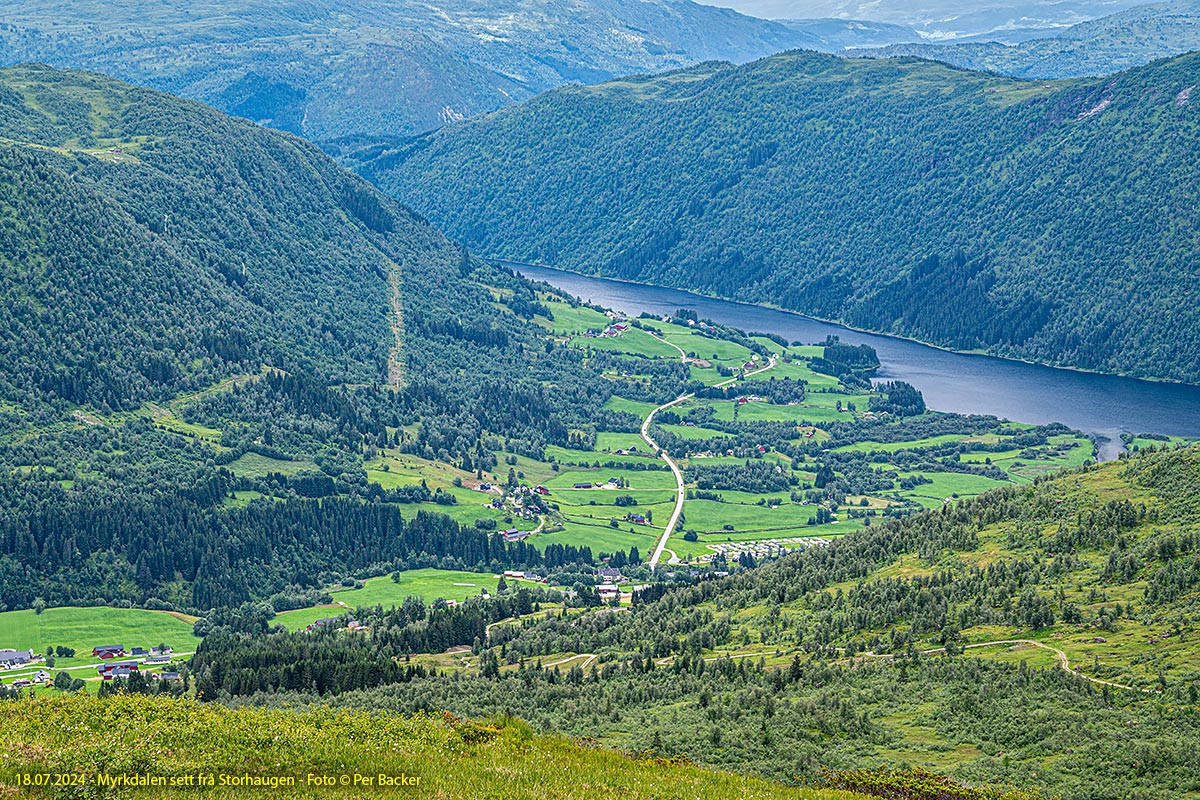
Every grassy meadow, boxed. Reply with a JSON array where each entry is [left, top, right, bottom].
[[0, 694, 860, 800]]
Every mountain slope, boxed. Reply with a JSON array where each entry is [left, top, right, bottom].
[[0, 64, 427, 410], [0, 0, 842, 140], [867, 0, 1200, 78], [362, 50, 1200, 383]]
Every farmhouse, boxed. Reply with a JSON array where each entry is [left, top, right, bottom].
[[93, 645, 125, 659], [597, 566, 623, 583], [0, 649, 33, 669], [503, 530, 531, 542], [304, 618, 338, 633], [102, 667, 136, 680], [597, 584, 621, 601], [97, 660, 140, 680]]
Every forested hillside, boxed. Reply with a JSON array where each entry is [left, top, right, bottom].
[[206, 445, 1200, 800], [0, 0, 856, 141], [0, 64, 405, 411], [364, 50, 1200, 383]]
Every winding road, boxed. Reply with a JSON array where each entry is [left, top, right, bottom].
[[643, 339, 777, 570], [851, 638, 1154, 693]]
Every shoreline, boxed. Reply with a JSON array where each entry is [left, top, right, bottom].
[[502, 258, 1198, 391]]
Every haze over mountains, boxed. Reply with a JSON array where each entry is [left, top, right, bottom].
[[362, 49, 1200, 384], [3, 0, 1200, 145], [866, 0, 1200, 78], [699, 0, 1147, 40], [0, 0, 899, 140]]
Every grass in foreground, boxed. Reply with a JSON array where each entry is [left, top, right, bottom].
[[0, 694, 860, 800]]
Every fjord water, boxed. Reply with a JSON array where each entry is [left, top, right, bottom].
[[512, 263, 1200, 460]]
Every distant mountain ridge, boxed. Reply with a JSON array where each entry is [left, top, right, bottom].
[[360, 49, 1200, 384], [709, 0, 1146, 41], [864, 0, 1200, 78], [0, 0, 911, 141]]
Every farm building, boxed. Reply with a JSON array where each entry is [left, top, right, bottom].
[[97, 660, 140, 680], [597, 567, 623, 583], [0, 649, 33, 669]]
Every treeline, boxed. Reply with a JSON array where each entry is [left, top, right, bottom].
[[191, 589, 553, 698], [868, 381, 926, 417], [692, 376, 806, 404], [0, 477, 599, 611], [808, 339, 880, 383]]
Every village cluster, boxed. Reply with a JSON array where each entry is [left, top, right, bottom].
[[582, 312, 631, 339], [0, 643, 180, 690], [478, 482, 552, 537], [478, 475, 650, 542]]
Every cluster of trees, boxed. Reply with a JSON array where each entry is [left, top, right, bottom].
[[97, 671, 187, 699], [693, 376, 806, 404], [868, 382, 926, 417], [191, 588, 555, 698], [685, 461, 796, 493], [808, 339, 880, 382]]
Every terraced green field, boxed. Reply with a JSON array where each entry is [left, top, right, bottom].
[[275, 569, 556, 630], [0, 607, 197, 672]]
